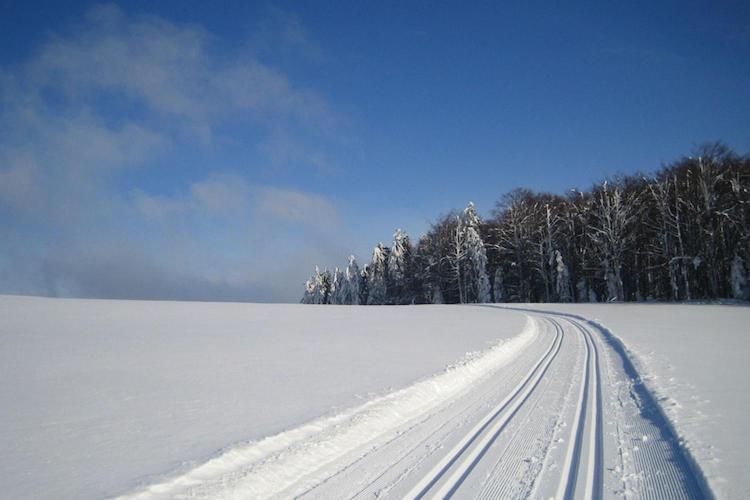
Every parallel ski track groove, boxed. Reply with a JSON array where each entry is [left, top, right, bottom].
[[303, 309, 706, 500], [346, 339, 539, 499], [405, 317, 563, 499], [475, 318, 573, 500], [294, 321, 549, 500], [553, 317, 603, 500], [574, 317, 604, 499], [494, 306, 709, 500]]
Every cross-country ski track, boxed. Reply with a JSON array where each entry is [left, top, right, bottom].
[[121, 306, 711, 500]]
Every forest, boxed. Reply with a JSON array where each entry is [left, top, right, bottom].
[[302, 143, 750, 304]]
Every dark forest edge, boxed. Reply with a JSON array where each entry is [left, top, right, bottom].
[[302, 142, 750, 305]]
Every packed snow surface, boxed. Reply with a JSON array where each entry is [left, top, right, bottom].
[[0, 296, 524, 499], [518, 303, 750, 499], [2, 296, 748, 499]]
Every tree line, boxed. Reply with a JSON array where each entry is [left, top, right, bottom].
[[302, 143, 750, 304]]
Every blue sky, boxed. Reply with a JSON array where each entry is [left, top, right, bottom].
[[1, 1, 749, 302]]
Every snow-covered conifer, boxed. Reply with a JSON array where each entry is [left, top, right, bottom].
[[345, 255, 360, 305], [463, 202, 492, 303], [329, 268, 344, 305], [368, 244, 389, 304], [312, 267, 332, 304], [359, 265, 370, 305], [554, 250, 572, 302], [388, 229, 412, 304], [301, 277, 316, 304]]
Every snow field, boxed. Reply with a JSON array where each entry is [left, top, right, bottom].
[[2, 297, 747, 498], [121, 316, 537, 499], [123, 310, 702, 499], [0, 296, 525, 499]]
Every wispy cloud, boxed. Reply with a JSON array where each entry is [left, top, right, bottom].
[[0, 3, 351, 302], [255, 186, 341, 229]]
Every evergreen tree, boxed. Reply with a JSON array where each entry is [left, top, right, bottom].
[[367, 244, 389, 305], [463, 202, 492, 303], [329, 268, 344, 304], [345, 255, 361, 305], [359, 264, 370, 305], [554, 250, 572, 302], [388, 229, 413, 304], [313, 267, 332, 304], [301, 277, 316, 304]]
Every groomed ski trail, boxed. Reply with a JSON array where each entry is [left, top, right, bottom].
[[117, 308, 711, 500]]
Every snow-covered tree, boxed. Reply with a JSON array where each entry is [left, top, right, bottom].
[[493, 267, 504, 302], [302, 143, 749, 305], [647, 175, 691, 300], [576, 278, 598, 303], [462, 202, 492, 303], [315, 267, 332, 304], [300, 267, 331, 304], [588, 181, 640, 301], [447, 215, 468, 303], [731, 255, 749, 300], [367, 244, 389, 305], [388, 229, 412, 304], [359, 264, 370, 304], [554, 250, 572, 302], [301, 278, 316, 304], [490, 189, 536, 302], [576, 278, 587, 303], [431, 285, 444, 304], [344, 255, 360, 305], [328, 268, 344, 304]]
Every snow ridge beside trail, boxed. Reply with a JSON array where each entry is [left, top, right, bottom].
[[119, 316, 538, 500]]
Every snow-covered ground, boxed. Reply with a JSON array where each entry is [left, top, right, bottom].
[[1, 296, 748, 499], [514, 303, 750, 499], [0, 295, 524, 499]]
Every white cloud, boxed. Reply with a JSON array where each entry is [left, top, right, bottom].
[[132, 174, 342, 230], [191, 176, 251, 214], [132, 190, 190, 221], [132, 174, 252, 220], [255, 186, 341, 228], [20, 3, 336, 139], [0, 4, 351, 302]]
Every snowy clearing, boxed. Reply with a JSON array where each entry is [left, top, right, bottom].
[[1, 297, 748, 499], [0, 296, 523, 499], [120, 308, 710, 499]]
